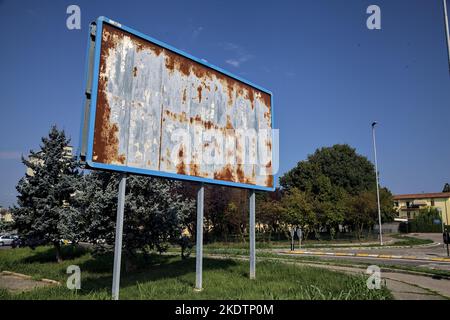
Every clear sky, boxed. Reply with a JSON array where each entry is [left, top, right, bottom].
[[0, 0, 449, 206]]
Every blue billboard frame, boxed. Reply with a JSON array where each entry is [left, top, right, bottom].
[[79, 16, 275, 191]]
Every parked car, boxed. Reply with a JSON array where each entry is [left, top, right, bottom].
[[0, 234, 18, 246], [11, 237, 24, 248]]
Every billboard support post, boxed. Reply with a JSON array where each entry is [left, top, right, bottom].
[[249, 190, 256, 279], [195, 183, 204, 291], [112, 173, 126, 300]]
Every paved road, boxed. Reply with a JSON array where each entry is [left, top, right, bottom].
[[278, 233, 450, 272], [207, 253, 450, 300], [296, 263, 450, 300]]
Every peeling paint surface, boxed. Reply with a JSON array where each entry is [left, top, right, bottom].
[[92, 23, 273, 188]]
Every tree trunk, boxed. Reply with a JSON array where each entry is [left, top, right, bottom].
[[54, 242, 62, 263]]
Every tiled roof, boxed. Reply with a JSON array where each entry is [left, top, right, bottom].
[[393, 192, 450, 200]]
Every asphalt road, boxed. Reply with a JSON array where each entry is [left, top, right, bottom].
[[278, 233, 450, 271]]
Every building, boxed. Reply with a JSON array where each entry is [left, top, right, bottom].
[[0, 208, 13, 222], [393, 192, 450, 225]]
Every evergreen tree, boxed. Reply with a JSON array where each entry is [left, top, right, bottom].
[[443, 183, 450, 193], [11, 126, 80, 262], [72, 172, 195, 259]]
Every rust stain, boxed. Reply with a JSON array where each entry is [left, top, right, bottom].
[[246, 88, 255, 110], [236, 164, 245, 183], [103, 23, 162, 56], [176, 145, 186, 174], [165, 110, 189, 122], [226, 115, 234, 129], [165, 53, 191, 76], [259, 91, 271, 111], [157, 44, 270, 111], [93, 24, 127, 165], [197, 85, 202, 103], [190, 163, 200, 177], [266, 139, 272, 150], [133, 66, 137, 77], [214, 165, 235, 181], [265, 174, 273, 187], [182, 88, 187, 103]]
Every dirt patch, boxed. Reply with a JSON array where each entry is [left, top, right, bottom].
[[0, 271, 59, 294]]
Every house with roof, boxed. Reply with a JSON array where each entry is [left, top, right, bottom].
[[393, 191, 450, 225]]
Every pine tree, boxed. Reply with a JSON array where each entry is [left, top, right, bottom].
[[72, 172, 195, 260], [11, 125, 80, 262]]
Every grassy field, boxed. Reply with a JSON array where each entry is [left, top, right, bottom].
[[389, 234, 434, 246], [198, 234, 433, 251], [0, 246, 392, 300]]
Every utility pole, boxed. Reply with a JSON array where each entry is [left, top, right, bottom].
[[372, 122, 383, 246]]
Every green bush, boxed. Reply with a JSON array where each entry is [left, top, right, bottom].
[[403, 208, 443, 233]]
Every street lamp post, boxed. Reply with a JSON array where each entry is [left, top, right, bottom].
[[443, 0, 450, 71], [372, 122, 383, 246]]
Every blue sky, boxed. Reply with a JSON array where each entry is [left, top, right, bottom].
[[0, 0, 449, 206]]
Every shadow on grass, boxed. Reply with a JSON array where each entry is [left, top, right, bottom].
[[78, 255, 238, 293], [21, 245, 88, 264], [17, 245, 238, 295]]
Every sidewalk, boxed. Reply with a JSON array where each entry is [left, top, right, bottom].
[[282, 249, 450, 263]]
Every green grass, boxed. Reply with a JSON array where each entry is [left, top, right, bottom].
[[0, 246, 392, 300], [196, 234, 433, 251], [201, 238, 380, 250], [390, 234, 434, 246], [201, 249, 450, 278]]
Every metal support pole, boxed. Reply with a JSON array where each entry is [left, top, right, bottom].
[[195, 184, 204, 290], [249, 190, 256, 279], [445, 202, 449, 229], [443, 0, 450, 72], [112, 174, 126, 300], [372, 122, 383, 246]]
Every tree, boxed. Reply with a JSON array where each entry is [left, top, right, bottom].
[[11, 126, 80, 262], [344, 188, 395, 239], [256, 188, 284, 242], [72, 172, 195, 260], [280, 144, 376, 195], [281, 188, 316, 240], [443, 183, 450, 193], [279, 144, 395, 238]]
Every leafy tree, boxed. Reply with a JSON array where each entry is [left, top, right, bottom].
[[408, 207, 442, 233], [280, 144, 376, 195], [11, 126, 80, 262], [0, 220, 13, 234], [344, 188, 395, 239], [443, 183, 450, 193], [281, 188, 316, 240], [279, 144, 395, 239], [256, 188, 284, 242]]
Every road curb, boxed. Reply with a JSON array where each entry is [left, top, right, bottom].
[[304, 242, 441, 251], [282, 250, 450, 263], [1, 270, 32, 279], [1, 270, 60, 285]]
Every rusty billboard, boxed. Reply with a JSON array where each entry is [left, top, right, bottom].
[[80, 17, 275, 191]]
